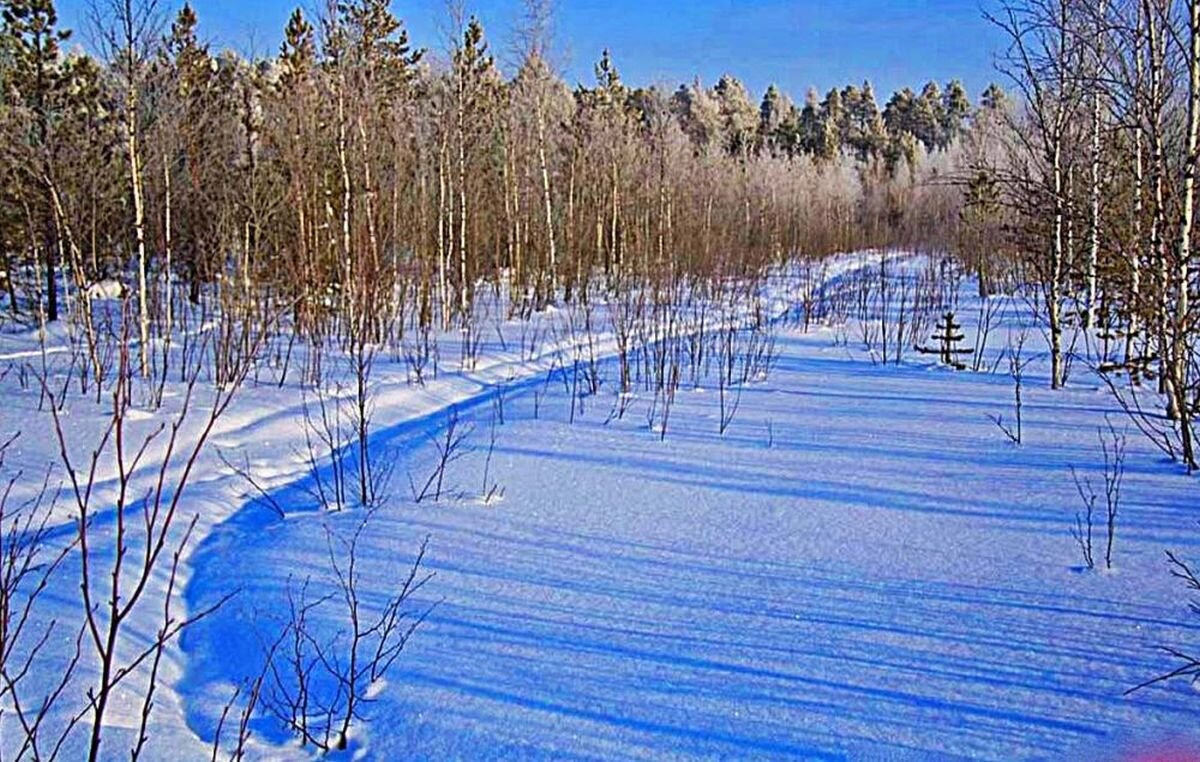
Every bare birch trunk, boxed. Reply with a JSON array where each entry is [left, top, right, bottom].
[[1170, 0, 1199, 469], [125, 49, 149, 378], [536, 92, 557, 296], [1050, 140, 1065, 390], [1085, 0, 1108, 331]]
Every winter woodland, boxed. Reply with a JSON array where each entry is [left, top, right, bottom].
[[0, 0, 1199, 758]]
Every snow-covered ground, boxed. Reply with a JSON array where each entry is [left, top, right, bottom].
[[3, 254, 1199, 760]]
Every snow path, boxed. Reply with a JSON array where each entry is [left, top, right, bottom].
[[0, 280, 764, 758], [180, 271, 1200, 760], [1, 255, 865, 760]]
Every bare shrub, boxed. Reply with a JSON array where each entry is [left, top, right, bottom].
[[263, 514, 434, 752], [1128, 551, 1200, 695], [409, 408, 473, 504], [0, 433, 83, 760], [479, 408, 505, 505], [44, 323, 257, 761], [990, 328, 1031, 444], [1069, 420, 1127, 571]]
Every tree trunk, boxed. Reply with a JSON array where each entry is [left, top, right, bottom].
[[536, 90, 557, 297], [127, 78, 150, 378], [1085, 0, 1108, 331], [1171, 0, 1200, 469], [1050, 140, 1065, 390]]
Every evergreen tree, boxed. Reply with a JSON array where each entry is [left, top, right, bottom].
[[940, 79, 970, 146], [1, 0, 68, 141], [1, 0, 70, 320], [278, 7, 316, 88], [796, 88, 824, 158], [883, 87, 916, 138], [671, 78, 720, 152], [338, 0, 422, 101], [591, 48, 624, 108], [713, 73, 756, 156], [165, 4, 204, 90], [980, 82, 1008, 112], [911, 80, 945, 152], [451, 15, 500, 311], [163, 5, 221, 137], [627, 84, 669, 133], [837, 83, 860, 148], [757, 83, 792, 156], [162, 2, 228, 301], [818, 87, 843, 160], [883, 129, 919, 176], [847, 80, 886, 162], [53, 51, 119, 280]]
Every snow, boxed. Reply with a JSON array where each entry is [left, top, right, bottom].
[[85, 280, 128, 302], [2, 253, 1199, 760]]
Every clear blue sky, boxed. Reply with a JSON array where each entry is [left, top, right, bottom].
[[54, 0, 1006, 103]]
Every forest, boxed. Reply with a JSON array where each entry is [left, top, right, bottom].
[[0, 0, 1198, 758]]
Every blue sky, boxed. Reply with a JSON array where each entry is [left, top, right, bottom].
[[54, 0, 1006, 103]]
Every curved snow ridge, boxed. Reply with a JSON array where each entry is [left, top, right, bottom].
[[194, 252, 867, 523], [172, 256, 873, 758]]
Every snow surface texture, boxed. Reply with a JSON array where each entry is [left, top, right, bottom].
[[2, 253, 1199, 760]]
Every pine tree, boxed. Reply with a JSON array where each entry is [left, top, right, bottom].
[[866, 112, 888, 163], [883, 130, 919, 176], [757, 83, 792, 156], [165, 4, 204, 91], [671, 78, 720, 152], [796, 88, 824, 158], [980, 82, 1008, 112], [940, 79, 970, 146], [714, 73, 757, 156], [592, 48, 624, 108], [911, 80, 945, 152], [451, 15, 499, 316], [49, 50, 118, 288], [883, 87, 916, 138], [817, 87, 843, 160], [339, 0, 422, 101], [279, 7, 315, 87], [162, 2, 228, 303], [848, 80, 886, 162], [837, 83, 860, 149], [1, 0, 68, 146], [917, 311, 973, 369], [2, 0, 70, 321]]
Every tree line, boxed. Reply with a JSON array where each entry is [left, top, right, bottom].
[[0, 0, 1194, 471], [0, 0, 993, 363]]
